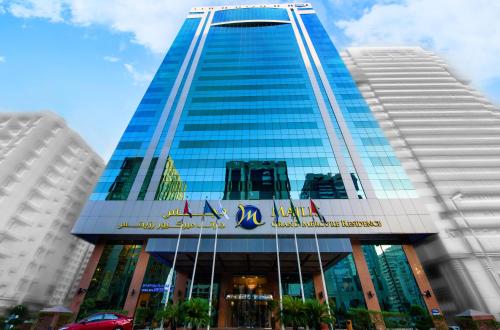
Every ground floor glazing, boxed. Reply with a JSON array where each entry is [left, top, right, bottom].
[[71, 238, 443, 329]]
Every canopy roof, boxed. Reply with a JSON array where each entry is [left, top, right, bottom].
[[40, 306, 72, 314]]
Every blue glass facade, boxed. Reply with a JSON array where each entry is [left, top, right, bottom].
[[300, 14, 416, 199], [212, 7, 289, 24], [90, 17, 202, 201], [75, 5, 438, 326], [90, 4, 416, 202], [165, 21, 347, 200]]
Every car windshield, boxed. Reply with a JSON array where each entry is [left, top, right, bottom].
[[81, 314, 103, 323], [103, 314, 119, 320]]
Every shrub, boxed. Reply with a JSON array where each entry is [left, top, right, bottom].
[[304, 299, 335, 330], [347, 308, 375, 330], [156, 302, 184, 330], [409, 305, 433, 330], [182, 298, 211, 330], [280, 296, 306, 330], [134, 307, 154, 328]]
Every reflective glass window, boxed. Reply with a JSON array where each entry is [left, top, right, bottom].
[[212, 8, 289, 24], [156, 22, 348, 200], [301, 13, 417, 199], [90, 18, 202, 200], [78, 245, 142, 317], [324, 254, 366, 327], [362, 245, 426, 313]]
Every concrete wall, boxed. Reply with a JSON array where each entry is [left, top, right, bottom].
[[342, 47, 500, 319], [0, 111, 104, 312]]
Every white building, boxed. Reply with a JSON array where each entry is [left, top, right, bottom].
[[342, 47, 500, 319], [0, 111, 104, 312]]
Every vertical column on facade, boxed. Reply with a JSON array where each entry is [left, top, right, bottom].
[[293, 11, 376, 198], [217, 273, 231, 328], [70, 242, 105, 316], [286, 7, 358, 199], [312, 273, 325, 303], [123, 245, 150, 317], [126, 12, 208, 201], [312, 273, 329, 330], [144, 10, 215, 201], [402, 244, 448, 329], [173, 271, 188, 303], [350, 239, 386, 330], [269, 273, 281, 330]]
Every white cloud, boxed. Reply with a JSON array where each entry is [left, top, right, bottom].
[[5, 0, 199, 53], [103, 55, 120, 63], [337, 0, 500, 91], [9, 0, 64, 22], [4, 0, 281, 54], [124, 63, 152, 85], [0, 56, 5, 63], [67, 0, 195, 54]]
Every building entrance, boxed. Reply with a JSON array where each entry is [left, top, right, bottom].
[[227, 275, 273, 328]]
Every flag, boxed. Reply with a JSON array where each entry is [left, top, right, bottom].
[[273, 198, 280, 223], [310, 199, 326, 223], [204, 200, 221, 220], [161, 268, 174, 304], [289, 199, 300, 224], [183, 200, 192, 218], [217, 200, 229, 220]]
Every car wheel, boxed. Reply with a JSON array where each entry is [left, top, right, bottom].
[[114, 328, 123, 330]]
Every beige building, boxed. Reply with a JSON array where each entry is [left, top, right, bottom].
[[342, 47, 500, 319], [0, 111, 104, 312]]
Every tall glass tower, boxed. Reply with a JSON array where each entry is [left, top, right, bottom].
[[91, 4, 416, 203], [72, 4, 445, 329]]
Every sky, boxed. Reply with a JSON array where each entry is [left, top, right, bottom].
[[0, 0, 499, 161]]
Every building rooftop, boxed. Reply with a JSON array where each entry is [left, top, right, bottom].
[[190, 3, 312, 12]]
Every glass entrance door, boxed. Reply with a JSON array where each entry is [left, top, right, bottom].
[[227, 275, 273, 328]]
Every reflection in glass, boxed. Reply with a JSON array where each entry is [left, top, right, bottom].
[[155, 156, 187, 200], [90, 18, 202, 201], [301, 13, 417, 199], [282, 273, 314, 299], [363, 245, 426, 313], [78, 245, 141, 317], [158, 22, 349, 200], [223, 160, 290, 200], [105, 157, 143, 200], [324, 254, 365, 326], [137, 157, 158, 200], [300, 173, 348, 199], [135, 257, 171, 319]]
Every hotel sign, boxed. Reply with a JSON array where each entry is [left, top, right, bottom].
[[116, 204, 382, 231], [73, 198, 437, 238], [236, 205, 264, 229], [117, 219, 382, 231]]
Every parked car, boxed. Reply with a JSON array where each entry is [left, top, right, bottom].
[[59, 312, 133, 330]]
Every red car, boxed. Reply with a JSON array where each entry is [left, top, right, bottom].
[[59, 312, 133, 330]]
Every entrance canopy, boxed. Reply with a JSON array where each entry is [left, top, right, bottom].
[[146, 237, 351, 274]]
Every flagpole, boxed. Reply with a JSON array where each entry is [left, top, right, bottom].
[[159, 205, 184, 330], [273, 197, 285, 330], [207, 206, 219, 330], [310, 199, 333, 329], [188, 203, 204, 300], [293, 231, 305, 302], [290, 199, 306, 303]]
